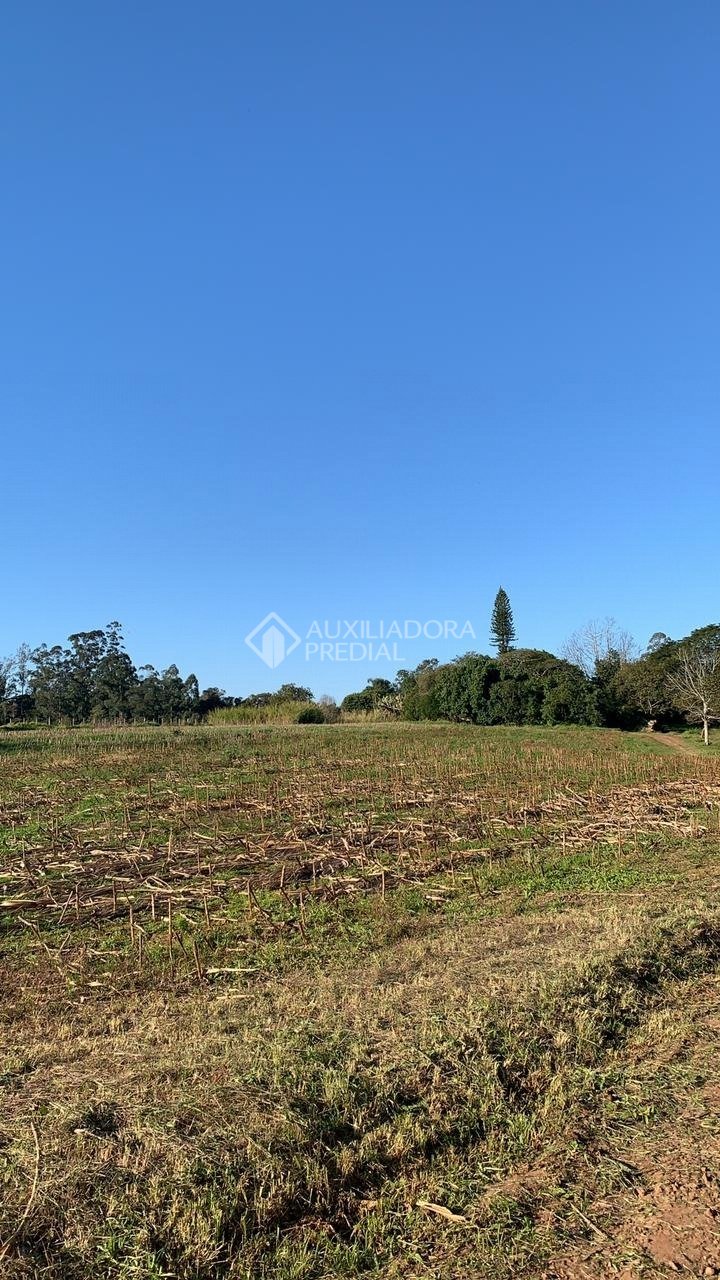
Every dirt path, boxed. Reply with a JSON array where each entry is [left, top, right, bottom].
[[651, 730, 711, 757]]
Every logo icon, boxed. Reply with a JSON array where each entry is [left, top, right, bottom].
[[245, 613, 301, 669]]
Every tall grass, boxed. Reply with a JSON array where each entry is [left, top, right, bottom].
[[208, 700, 317, 724]]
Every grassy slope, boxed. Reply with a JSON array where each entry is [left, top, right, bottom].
[[1, 724, 720, 1278]]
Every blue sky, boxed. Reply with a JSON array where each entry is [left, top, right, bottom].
[[1, 1, 718, 699]]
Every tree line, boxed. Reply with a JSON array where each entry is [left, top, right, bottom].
[[0, 624, 222, 725], [340, 590, 720, 741], [0, 623, 332, 726], [1, 595, 719, 737]]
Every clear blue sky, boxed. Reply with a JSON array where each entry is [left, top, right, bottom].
[[1, 1, 718, 699]]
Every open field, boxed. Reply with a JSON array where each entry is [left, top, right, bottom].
[[2, 723, 720, 1279]]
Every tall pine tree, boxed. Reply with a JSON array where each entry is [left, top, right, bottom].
[[490, 587, 516, 654]]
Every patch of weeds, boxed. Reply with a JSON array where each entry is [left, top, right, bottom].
[[78, 1101, 123, 1138], [0, 1054, 35, 1088]]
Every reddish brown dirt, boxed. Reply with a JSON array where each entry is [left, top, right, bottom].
[[546, 976, 720, 1279]]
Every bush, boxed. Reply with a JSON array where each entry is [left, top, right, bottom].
[[296, 705, 325, 724], [398, 650, 596, 726]]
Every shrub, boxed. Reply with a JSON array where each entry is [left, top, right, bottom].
[[297, 705, 325, 724]]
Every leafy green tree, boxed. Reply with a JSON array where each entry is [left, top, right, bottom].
[[490, 588, 516, 654], [92, 649, 137, 720], [488, 675, 531, 724], [128, 664, 196, 723], [397, 659, 441, 720], [592, 650, 627, 727], [160, 665, 187, 721], [128, 666, 164, 722], [242, 692, 274, 708], [65, 628, 110, 721], [31, 622, 136, 723], [92, 624, 137, 720], [13, 644, 33, 720], [540, 659, 598, 725], [340, 678, 397, 714], [492, 650, 595, 726], [404, 649, 594, 726], [182, 674, 200, 720], [14, 623, 222, 725], [366, 678, 396, 707], [340, 688, 374, 713], [0, 645, 34, 721], [433, 654, 498, 723], [0, 656, 15, 723], [275, 683, 314, 703], [611, 638, 679, 727], [30, 644, 74, 722], [646, 631, 672, 655], [197, 687, 231, 718]]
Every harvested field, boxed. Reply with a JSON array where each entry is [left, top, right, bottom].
[[2, 723, 720, 1278]]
